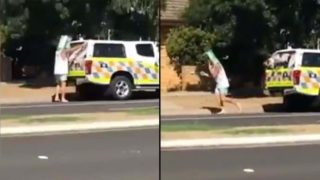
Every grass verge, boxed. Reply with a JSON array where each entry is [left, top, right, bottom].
[[162, 123, 289, 135], [0, 107, 158, 125], [161, 123, 320, 140], [126, 107, 159, 115], [162, 124, 228, 132]]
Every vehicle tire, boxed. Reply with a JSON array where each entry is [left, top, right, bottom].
[[108, 76, 133, 100]]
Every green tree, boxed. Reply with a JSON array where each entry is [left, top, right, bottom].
[[1, 0, 158, 79], [166, 26, 215, 66], [183, 0, 320, 86]]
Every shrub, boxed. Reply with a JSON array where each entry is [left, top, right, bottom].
[[166, 26, 215, 66]]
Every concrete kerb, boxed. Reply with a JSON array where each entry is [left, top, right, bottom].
[[161, 110, 212, 116], [161, 134, 320, 150], [1, 119, 159, 136], [161, 91, 211, 97]]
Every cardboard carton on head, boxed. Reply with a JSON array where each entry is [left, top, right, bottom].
[[205, 49, 220, 65], [57, 35, 72, 50]]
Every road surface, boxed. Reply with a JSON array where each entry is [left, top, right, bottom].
[[0, 128, 159, 180], [0, 99, 159, 115], [162, 113, 320, 127], [162, 144, 320, 180]]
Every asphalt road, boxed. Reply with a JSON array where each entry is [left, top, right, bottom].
[[162, 144, 320, 180], [0, 99, 159, 115], [162, 113, 320, 127], [0, 128, 159, 180]]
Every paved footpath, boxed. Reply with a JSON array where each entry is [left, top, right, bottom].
[[161, 91, 283, 116]]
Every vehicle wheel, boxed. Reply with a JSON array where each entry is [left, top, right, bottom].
[[108, 76, 133, 100]]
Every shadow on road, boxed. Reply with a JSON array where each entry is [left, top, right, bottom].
[[229, 87, 268, 99], [263, 103, 285, 112], [202, 106, 222, 114], [65, 91, 159, 102], [263, 103, 320, 113]]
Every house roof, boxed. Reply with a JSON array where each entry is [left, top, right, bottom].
[[161, 0, 189, 21]]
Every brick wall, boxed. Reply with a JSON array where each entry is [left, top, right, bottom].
[[160, 46, 181, 92]]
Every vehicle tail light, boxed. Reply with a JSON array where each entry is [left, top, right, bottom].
[[292, 70, 301, 85], [85, 60, 92, 74]]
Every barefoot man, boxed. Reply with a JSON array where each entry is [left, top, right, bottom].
[[53, 35, 87, 102], [202, 50, 241, 114]]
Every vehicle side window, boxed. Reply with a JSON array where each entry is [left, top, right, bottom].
[[302, 53, 320, 67], [136, 44, 154, 57], [93, 43, 126, 58]]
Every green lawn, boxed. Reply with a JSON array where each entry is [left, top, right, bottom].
[[162, 123, 290, 135], [126, 107, 159, 115], [162, 123, 228, 132], [21, 116, 80, 123], [0, 107, 158, 125]]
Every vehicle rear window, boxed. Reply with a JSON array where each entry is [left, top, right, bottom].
[[70, 42, 84, 48], [136, 44, 154, 57], [302, 53, 320, 67], [93, 43, 126, 58]]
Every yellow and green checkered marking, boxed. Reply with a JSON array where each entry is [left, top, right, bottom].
[[87, 58, 159, 85], [296, 67, 320, 95], [265, 68, 293, 88]]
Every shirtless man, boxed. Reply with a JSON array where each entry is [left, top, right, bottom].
[[53, 40, 87, 102]]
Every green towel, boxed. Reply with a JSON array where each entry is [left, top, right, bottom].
[[205, 49, 220, 64]]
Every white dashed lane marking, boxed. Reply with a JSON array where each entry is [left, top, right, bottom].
[[243, 168, 255, 173], [38, 155, 49, 160]]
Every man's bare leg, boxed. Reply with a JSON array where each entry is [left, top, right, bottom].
[[60, 81, 68, 102], [54, 84, 61, 102], [221, 96, 242, 112], [216, 92, 225, 114]]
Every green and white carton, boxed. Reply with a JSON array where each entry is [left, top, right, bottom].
[[57, 35, 72, 50], [205, 49, 220, 64]]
